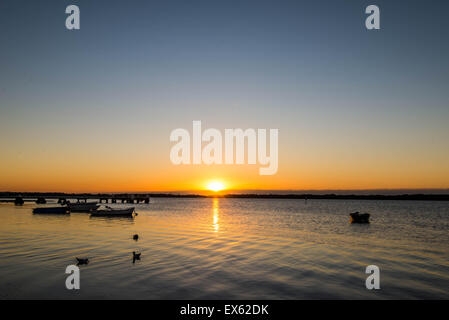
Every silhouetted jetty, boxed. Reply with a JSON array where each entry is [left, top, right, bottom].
[[14, 197, 24, 205], [0, 193, 150, 204]]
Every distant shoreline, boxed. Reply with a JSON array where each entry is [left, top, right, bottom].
[[1, 192, 449, 201]]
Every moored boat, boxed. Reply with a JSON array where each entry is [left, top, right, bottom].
[[350, 211, 370, 223], [33, 207, 70, 214], [90, 206, 135, 217], [67, 202, 99, 212], [35, 197, 47, 204]]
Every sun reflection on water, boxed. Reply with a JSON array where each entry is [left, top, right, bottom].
[[212, 198, 219, 232]]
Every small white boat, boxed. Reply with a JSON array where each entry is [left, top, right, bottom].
[[90, 206, 135, 217], [67, 202, 100, 212]]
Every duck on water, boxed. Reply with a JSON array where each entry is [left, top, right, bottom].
[[76, 257, 89, 265]]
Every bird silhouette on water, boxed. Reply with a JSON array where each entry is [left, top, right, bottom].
[[76, 257, 89, 265], [132, 251, 141, 263]]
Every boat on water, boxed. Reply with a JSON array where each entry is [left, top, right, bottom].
[[350, 211, 370, 223], [90, 206, 135, 217], [33, 207, 70, 214], [67, 202, 100, 212], [35, 197, 47, 204]]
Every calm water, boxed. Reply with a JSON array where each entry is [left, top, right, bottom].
[[0, 198, 448, 299]]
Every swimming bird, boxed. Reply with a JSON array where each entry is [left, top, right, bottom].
[[76, 257, 89, 265], [132, 251, 141, 260], [133, 234, 139, 241]]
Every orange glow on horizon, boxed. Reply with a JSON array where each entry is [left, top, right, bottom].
[[1, 147, 449, 193]]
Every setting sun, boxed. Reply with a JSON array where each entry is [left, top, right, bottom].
[[206, 181, 225, 192]]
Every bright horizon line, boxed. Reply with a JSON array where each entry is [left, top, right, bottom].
[[2, 188, 449, 195]]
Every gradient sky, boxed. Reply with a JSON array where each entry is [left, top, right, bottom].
[[1, 0, 448, 192]]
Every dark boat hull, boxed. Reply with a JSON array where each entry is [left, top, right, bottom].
[[33, 207, 70, 214], [350, 212, 370, 223]]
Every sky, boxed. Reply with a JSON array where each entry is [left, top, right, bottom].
[[0, 0, 448, 192]]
